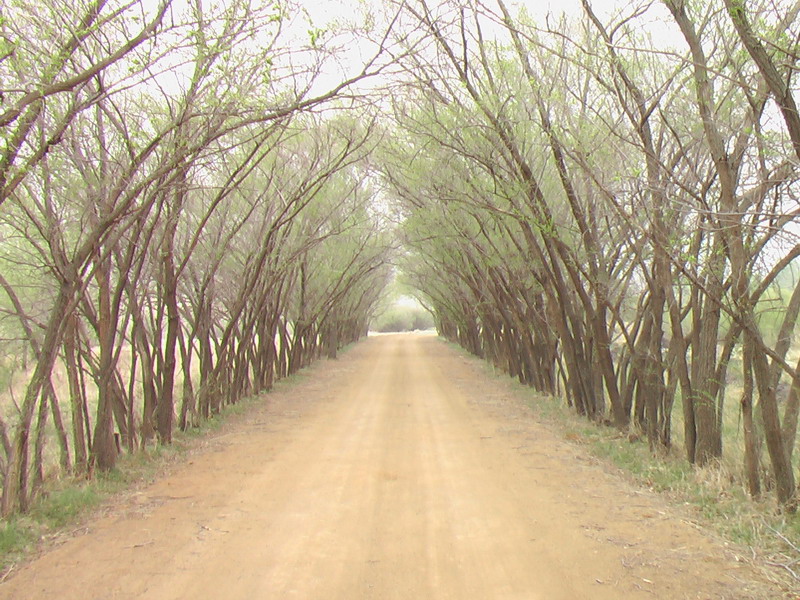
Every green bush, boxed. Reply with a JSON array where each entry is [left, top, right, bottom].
[[0, 520, 31, 556], [372, 305, 435, 332], [30, 485, 102, 529]]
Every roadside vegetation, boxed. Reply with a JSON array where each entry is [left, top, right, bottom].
[[538, 385, 800, 590], [371, 301, 435, 333]]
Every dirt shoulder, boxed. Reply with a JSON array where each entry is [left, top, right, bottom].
[[0, 333, 787, 599]]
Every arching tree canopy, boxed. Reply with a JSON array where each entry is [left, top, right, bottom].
[[2, 0, 800, 514]]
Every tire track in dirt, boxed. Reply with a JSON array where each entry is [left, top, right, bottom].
[[0, 333, 783, 599]]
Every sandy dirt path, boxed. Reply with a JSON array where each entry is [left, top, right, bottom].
[[1, 333, 784, 599]]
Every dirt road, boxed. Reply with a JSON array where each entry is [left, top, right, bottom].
[[1, 333, 783, 599]]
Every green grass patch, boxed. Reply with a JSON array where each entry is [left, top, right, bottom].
[[29, 485, 102, 529], [0, 519, 34, 557]]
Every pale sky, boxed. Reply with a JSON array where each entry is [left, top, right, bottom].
[[291, 0, 684, 99], [298, 0, 682, 53]]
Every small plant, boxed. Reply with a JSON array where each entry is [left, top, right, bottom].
[[0, 519, 33, 557], [30, 486, 101, 529]]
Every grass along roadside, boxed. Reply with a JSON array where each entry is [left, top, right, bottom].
[[447, 340, 800, 593], [570, 421, 800, 591], [0, 359, 319, 580]]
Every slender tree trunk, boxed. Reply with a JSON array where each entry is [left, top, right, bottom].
[[157, 200, 181, 444], [741, 342, 761, 498], [91, 257, 118, 471], [2, 281, 75, 515], [47, 383, 71, 473]]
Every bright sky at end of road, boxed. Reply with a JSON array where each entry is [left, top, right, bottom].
[[396, 294, 423, 309]]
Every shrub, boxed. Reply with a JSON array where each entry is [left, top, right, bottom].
[[372, 305, 434, 332]]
